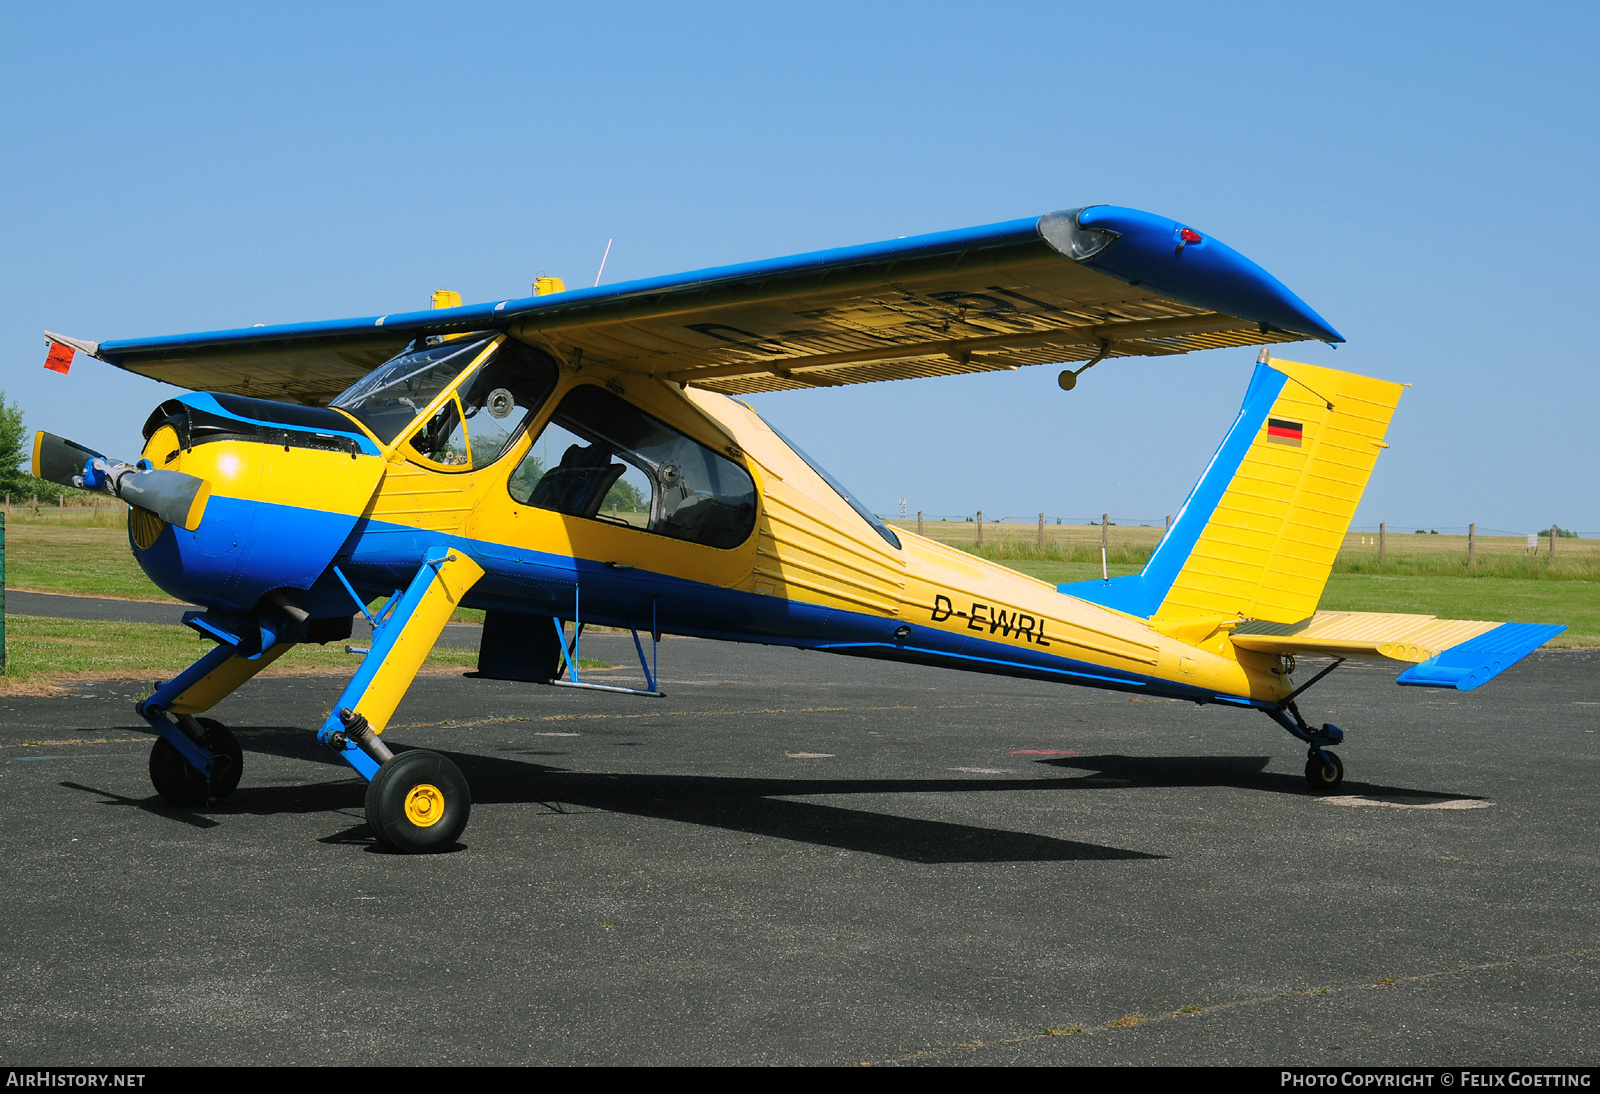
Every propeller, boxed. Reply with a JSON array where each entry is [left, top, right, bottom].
[[32, 431, 211, 532]]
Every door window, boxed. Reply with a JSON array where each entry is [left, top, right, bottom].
[[509, 385, 756, 549], [398, 339, 559, 469]]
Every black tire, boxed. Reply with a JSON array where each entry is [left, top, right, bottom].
[[149, 718, 243, 806], [1304, 749, 1345, 793], [364, 750, 471, 853]]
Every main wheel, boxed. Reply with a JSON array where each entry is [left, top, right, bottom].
[[365, 750, 471, 854], [149, 718, 243, 806], [1304, 749, 1345, 793]]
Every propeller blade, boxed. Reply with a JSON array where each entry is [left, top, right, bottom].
[[32, 431, 106, 489], [30, 430, 211, 531], [118, 469, 211, 532]]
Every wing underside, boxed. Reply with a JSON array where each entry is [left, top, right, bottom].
[[80, 206, 1343, 404]]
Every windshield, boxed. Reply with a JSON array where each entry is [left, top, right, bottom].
[[330, 336, 494, 443]]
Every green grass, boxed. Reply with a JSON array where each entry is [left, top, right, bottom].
[[0, 615, 461, 689], [0, 615, 609, 691], [3, 514, 169, 600], [891, 520, 1600, 581], [1318, 574, 1598, 647], [894, 518, 1598, 648], [1, 515, 489, 621], [993, 560, 1598, 648]]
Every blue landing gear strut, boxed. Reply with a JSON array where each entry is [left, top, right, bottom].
[[135, 610, 296, 804], [321, 547, 484, 853], [1262, 658, 1347, 792]]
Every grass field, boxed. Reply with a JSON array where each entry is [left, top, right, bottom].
[[891, 520, 1599, 648], [0, 614, 483, 694], [1, 508, 1591, 690], [0, 615, 611, 696]]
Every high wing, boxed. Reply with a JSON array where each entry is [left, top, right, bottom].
[[1232, 612, 1566, 691], [71, 205, 1344, 405]]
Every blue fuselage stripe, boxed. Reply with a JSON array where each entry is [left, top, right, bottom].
[[134, 493, 1263, 707], [330, 517, 1249, 706]]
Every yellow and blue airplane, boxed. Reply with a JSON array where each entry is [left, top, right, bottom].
[[34, 205, 1564, 853]]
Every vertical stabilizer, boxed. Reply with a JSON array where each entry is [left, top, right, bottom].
[[1059, 358, 1403, 626]]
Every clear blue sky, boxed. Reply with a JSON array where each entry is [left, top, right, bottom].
[[3, 1, 1595, 533]]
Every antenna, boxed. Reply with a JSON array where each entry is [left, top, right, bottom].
[[594, 239, 613, 287]]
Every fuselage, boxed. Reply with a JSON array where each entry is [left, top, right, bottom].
[[130, 334, 1293, 710]]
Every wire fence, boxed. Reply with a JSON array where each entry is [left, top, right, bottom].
[[879, 512, 1598, 539]]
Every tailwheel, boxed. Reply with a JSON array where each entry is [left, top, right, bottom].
[[149, 718, 243, 806], [365, 749, 471, 854], [1304, 749, 1345, 793]]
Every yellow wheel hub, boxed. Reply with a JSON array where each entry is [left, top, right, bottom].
[[403, 783, 445, 827]]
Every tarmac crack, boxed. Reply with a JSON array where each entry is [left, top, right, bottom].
[[861, 947, 1595, 1066]]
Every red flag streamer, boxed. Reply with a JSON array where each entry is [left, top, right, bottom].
[[43, 342, 74, 375]]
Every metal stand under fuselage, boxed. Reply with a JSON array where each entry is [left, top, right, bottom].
[[548, 586, 665, 699]]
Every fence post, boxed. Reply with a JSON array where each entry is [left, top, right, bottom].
[[1550, 527, 1557, 563], [1165, 514, 1172, 531], [31, 495, 38, 517], [1379, 522, 1386, 564], [916, 510, 923, 536], [976, 510, 983, 547], [1468, 523, 1475, 567], [1037, 512, 1044, 548]]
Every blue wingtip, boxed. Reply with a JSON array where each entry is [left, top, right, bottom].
[[1396, 622, 1567, 691], [1071, 206, 1345, 344]]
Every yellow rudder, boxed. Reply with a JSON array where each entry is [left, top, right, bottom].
[[1153, 358, 1403, 627]]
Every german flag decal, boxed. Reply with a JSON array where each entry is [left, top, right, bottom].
[[1266, 418, 1304, 446]]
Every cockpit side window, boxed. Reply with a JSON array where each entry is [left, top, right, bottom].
[[508, 385, 757, 550]]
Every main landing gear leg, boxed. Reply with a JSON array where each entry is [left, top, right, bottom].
[[321, 546, 484, 853], [135, 634, 294, 805], [1263, 702, 1347, 793]]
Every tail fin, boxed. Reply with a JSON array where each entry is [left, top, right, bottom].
[[1059, 357, 1404, 626]]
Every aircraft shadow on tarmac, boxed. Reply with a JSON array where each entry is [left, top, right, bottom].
[[58, 729, 1479, 864], [1037, 754, 1488, 806]]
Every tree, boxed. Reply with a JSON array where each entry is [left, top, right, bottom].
[[0, 392, 25, 498], [603, 476, 647, 514], [0, 389, 80, 503]]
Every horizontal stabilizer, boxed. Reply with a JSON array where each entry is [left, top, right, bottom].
[[1232, 611, 1565, 691], [1393, 622, 1567, 691]]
